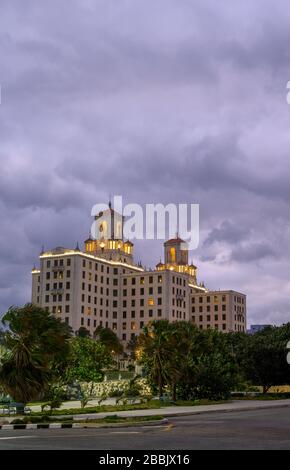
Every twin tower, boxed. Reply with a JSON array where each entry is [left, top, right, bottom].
[[84, 203, 197, 283]]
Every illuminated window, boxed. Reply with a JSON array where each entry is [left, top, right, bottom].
[[131, 322, 136, 331], [116, 222, 122, 239], [158, 276, 162, 283], [148, 298, 154, 306], [170, 247, 176, 262]]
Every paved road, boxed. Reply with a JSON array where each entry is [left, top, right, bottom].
[[1, 407, 290, 450]]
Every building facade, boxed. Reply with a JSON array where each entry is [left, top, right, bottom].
[[31, 205, 247, 343]]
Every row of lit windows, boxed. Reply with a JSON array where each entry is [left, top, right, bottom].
[[46, 258, 136, 276], [50, 305, 70, 314], [122, 321, 145, 330], [81, 306, 109, 316]]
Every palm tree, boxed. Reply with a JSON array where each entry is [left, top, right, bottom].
[[0, 343, 50, 404], [0, 304, 71, 407], [137, 320, 177, 398]]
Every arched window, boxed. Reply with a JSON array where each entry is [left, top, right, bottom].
[[170, 247, 176, 263], [99, 220, 108, 239], [116, 221, 122, 239]]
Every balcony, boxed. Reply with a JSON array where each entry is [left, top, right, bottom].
[[176, 293, 185, 301], [50, 289, 64, 295], [52, 266, 65, 272]]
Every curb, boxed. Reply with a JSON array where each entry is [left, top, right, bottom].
[[149, 402, 290, 419], [2, 402, 290, 430], [0, 423, 77, 430], [0, 418, 168, 431], [72, 401, 290, 421]]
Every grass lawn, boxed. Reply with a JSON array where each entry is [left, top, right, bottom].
[[2, 394, 289, 420], [6, 414, 164, 426], [0, 398, 229, 419], [79, 415, 164, 425], [29, 398, 229, 416]]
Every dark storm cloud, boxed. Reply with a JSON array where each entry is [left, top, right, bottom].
[[230, 242, 276, 263], [203, 220, 250, 247], [1, 0, 290, 325]]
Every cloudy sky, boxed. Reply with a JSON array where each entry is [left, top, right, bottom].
[[1, 0, 290, 326]]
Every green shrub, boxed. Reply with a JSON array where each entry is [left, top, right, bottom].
[[10, 419, 25, 425], [108, 390, 123, 398]]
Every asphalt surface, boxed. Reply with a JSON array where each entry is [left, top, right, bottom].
[[0, 407, 290, 450]]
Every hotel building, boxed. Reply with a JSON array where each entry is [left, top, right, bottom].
[[31, 204, 246, 344]]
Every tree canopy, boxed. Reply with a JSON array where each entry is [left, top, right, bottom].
[[65, 336, 114, 383], [0, 304, 72, 403], [94, 326, 123, 355]]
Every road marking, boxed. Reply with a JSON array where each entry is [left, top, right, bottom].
[[164, 424, 174, 431], [0, 436, 35, 440], [141, 425, 168, 429], [110, 431, 141, 434]]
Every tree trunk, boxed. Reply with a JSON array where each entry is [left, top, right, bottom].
[[158, 374, 163, 398], [263, 385, 270, 394], [172, 384, 177, 402]]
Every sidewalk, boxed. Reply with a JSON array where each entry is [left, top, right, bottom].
[[71, 399, 290, 421], [29, 397, 118, 412]]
